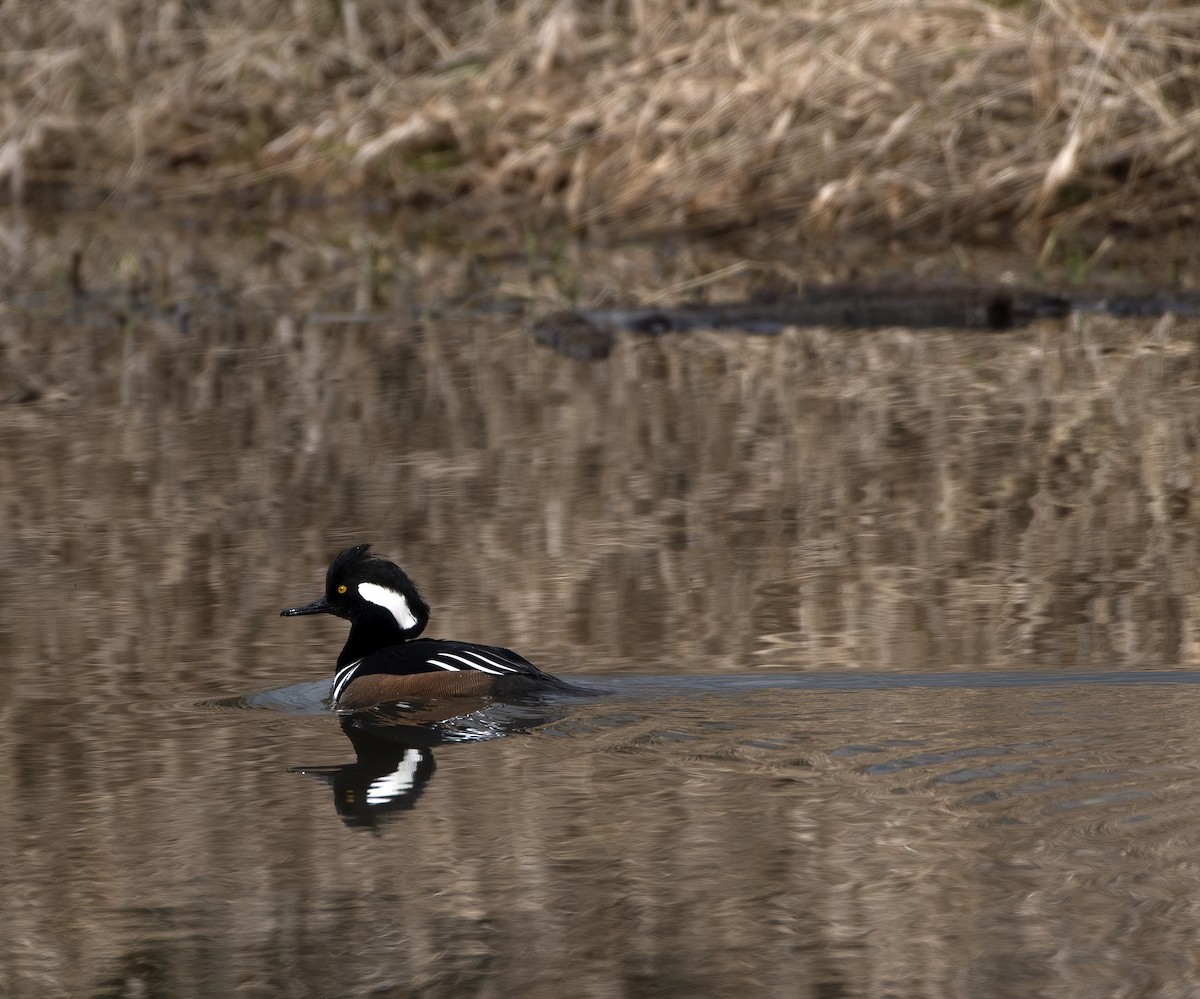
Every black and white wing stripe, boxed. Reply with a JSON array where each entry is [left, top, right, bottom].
[[331, 658, 364, 702], [424, 644, 533, 676]]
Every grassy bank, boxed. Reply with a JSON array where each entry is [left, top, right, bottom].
[[2, 0, 1199, 249]]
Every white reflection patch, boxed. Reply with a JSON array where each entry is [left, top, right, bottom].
[[366, 749, 423, 804]]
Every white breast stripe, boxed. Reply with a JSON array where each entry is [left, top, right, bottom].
[[462, 650, 520, 673], [331, 658, 364, 703], [358, 582, 418, 631], [441, 652, 504, 675], [366, 749, 423, 804], [427, 659, 461, 671]]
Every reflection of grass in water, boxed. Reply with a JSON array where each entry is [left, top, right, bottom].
[[5, 227, 1200, 999], [1, 1, 1199, 244], [4, 227, 1199, 699]]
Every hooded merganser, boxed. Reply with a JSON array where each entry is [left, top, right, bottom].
[[281, 544, 592, 710]]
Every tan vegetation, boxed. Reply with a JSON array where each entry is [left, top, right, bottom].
[[2, 0, 1199, 246]]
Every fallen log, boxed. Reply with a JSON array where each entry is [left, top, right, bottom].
[[531, 286, 1200, 360]]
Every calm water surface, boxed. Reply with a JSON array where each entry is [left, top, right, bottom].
[[4, 214, 1200, 997]]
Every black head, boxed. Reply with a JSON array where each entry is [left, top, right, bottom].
[[281, 543, 430, 640]]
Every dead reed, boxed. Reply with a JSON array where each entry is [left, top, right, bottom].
[[2, 0, 1198, 244]]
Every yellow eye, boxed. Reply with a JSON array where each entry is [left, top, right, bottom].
[[337, 584, 348, 595]]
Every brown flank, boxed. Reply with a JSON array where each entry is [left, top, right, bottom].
[[336, 671, 502, 711]]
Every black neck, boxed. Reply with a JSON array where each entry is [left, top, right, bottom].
[[338, 620, 408, 668]]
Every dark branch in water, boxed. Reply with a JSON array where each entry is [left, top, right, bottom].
[[531, 287, 1200, 361]]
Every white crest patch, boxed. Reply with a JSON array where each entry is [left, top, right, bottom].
[[366, 749, 423, 804], [358, 582, 418, 631]]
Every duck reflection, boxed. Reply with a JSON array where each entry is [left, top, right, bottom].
[[292, 697, 569, 827]]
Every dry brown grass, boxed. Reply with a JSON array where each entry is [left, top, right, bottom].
[[2, 0, 1199, 245]]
